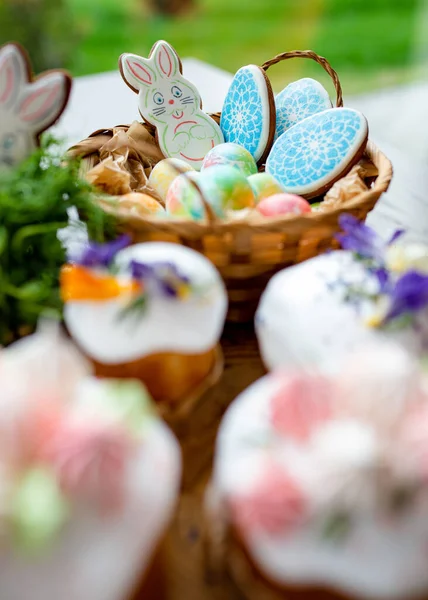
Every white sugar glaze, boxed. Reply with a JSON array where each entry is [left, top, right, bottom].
[[0, 417, 181, 600], [0, 324, 182, 600], [256, 251, 428, 374], [64, 242, 228, 364], [213, 371, 428, 599]]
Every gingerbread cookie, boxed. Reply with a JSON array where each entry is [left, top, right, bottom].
[[220, 65, 275, 165], [0, 43, 72, 168], [275, 77, 332, 139], [266, 107, 369, 199], [119, 40, 224, 170]]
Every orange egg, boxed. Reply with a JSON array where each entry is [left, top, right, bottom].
[[120, 193, 165, 215], [60, 265, 140, 301]]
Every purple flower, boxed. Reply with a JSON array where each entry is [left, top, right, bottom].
[[384, 271, 428, 322], [336, 215, 404, 264], [373, 267, 391, 294], [128, 259, 191, 299], [388, 229, 405, 245], [129, 261, 154, 279], [71, 235, 131, 267], [336, 215, 384, 261]]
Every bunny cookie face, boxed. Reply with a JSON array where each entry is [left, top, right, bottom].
[[0, 43, 71, 168], [120, 41, 224, 170]]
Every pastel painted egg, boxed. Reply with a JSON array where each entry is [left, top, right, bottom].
[[220, 65, 275, 163], [201, 142, 257, 177], [247, 173, 284, 203], [256, 193, 311, 217], [119, 193, 165, 216], [266, 108, 369, 199], [148, 158, 195, 201], [166, 171, 204, 219], [275, 78, 332, 139], [199, 165, 256, 216]]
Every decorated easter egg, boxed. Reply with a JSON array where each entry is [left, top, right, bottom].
[[256, 193, 311, 217], [199, 165, 256, 216], [166, 171, 204, 219], [247, 172, 284, 203], [220, 65, 275, 163], [148, 158, 194, 201], [266, 108, 369, 199], [118, 193, 165, 216], [201, 142, 257, 177], [275, 78, 332, 139]]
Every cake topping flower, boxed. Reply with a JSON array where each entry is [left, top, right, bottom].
[[230, 460, 307, 536], [41, 420, 135, 512], [335, 214, 428, 328], [335, 214, 391, 262], [270, 374, 332, 441], [61, 235, 196, 310], [0, 324, 154, 552], [226, 344, 428, 546], [70, 234, 131, 267]]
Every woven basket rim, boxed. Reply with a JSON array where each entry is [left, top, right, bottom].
[[94, 139, 392, 237]]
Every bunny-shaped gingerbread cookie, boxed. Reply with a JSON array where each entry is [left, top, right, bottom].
[[120, 41, 224, 170], [0, 43, 71, 168]]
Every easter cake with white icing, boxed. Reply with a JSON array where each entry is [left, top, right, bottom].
[[0, 322, 181, 600], [256, 216, 428, 374], [61, 237, 228, 405], [209, 342, 428, 599]]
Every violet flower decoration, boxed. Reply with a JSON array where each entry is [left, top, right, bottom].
[[129, 260, 191, 299], [71, 235, 131, 267], [336, 215, 385, 261], [384, 271, 428, 323], [373, 267, 391, 294], [336, 215, 404, 263]]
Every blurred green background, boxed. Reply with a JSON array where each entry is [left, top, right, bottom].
[[1, 0, 427, 93]]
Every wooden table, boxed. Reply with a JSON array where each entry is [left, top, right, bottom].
[[55, 60, 428, 600]]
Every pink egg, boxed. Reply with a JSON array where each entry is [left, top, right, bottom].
[[256, 193, 311, 217]]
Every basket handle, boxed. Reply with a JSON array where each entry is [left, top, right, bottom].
[[261, 50, 343, 108]]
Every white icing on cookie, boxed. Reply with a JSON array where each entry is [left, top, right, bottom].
[[220, 65, 274, 163], [212, 358, 428, 599], [255, 251, 428, 374], [0, 43, 71, 168], [119, 41, 224, 170], [64, 242, 228, 364], [266, 108, 368, 198]]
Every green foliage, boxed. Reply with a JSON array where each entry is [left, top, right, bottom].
[[67, 0, 422, 93], [0, 0, 78, 73], [0, 137, 116, 345]]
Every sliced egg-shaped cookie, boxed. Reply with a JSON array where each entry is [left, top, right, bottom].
[[266, 108, 368, 199], [275, 78, 332, 139], [220, 65, 275, 165]]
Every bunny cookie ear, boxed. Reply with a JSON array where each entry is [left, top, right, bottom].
[[119, 53, 157, 93], [150, 41, 181, 79], [17, 71, 72, 135], [0, 43, 31, 107]]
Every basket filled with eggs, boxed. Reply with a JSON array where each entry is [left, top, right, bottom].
[[70, 44, 392, 323]]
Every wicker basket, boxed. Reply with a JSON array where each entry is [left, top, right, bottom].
[[70, 50, 393, 323]]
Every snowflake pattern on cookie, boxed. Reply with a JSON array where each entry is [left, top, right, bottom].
[[220, 65, 274, 163], [275, 78, 332, 139], [266, 108, 368, 198]]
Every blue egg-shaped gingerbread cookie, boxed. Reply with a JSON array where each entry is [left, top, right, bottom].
[[220, 65, 275, 164], [275, 78, 332, 139], [266, 108, 368, 199]]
